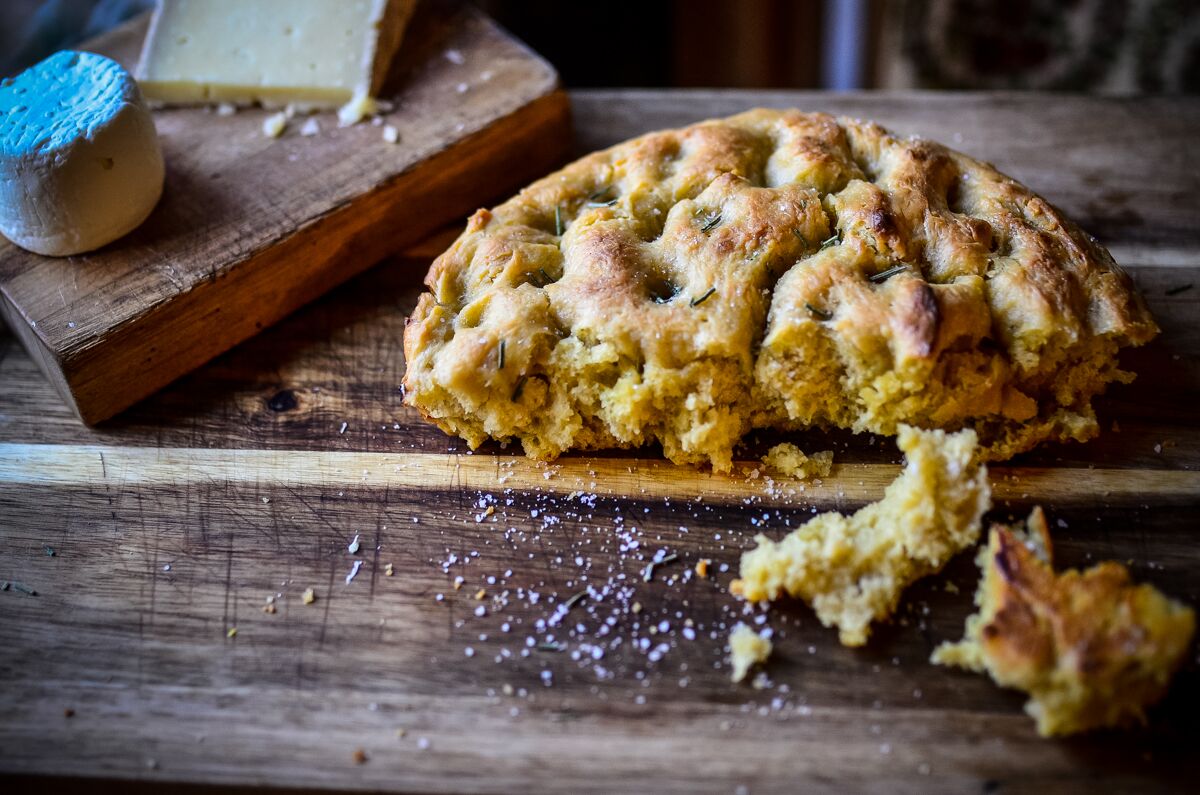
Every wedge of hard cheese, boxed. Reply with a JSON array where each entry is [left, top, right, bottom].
[[136, 0, 415, 120]]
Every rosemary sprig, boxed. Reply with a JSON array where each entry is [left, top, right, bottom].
[[642, 553, 679, 582], [563, 590, 588, 610], [690, 287, 717, 307], [819, 234, 839, 250], [498, 339, 506, 369], [868, 264, 907, 284], [806, 303, 833, 321], [538, 267, 554, 286], [700, 213, 722, 233], [1166, 283, 1193, 296], [8, 582, 37, 596], [537, 642, 567, 652], [511, 375, 528, 402], [586, 187, 618, 207], [554, 205, 563, 236]]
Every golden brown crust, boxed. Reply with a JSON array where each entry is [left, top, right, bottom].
[[402, 109, 1158, 469], [933, 508, 1196, 736]]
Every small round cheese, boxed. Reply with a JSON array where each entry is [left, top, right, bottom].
[[0, 51, 164, 257]]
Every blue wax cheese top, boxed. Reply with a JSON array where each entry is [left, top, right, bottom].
[[1, 51, 143, 158]]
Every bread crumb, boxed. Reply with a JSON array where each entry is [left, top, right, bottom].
[[695, 559, 710, 578], [302, 587, 316, 605], [729, 623, 772, 683], [352, 748, 367, 764], [762, 443, 834, 479], [384, 562, 394, 576], [226, 627, 238, 638]]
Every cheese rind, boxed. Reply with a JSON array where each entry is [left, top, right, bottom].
[[0, 51, 165, 257], [136, 0, 415, 114]]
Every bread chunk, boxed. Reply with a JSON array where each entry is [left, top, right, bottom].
[[762, 443, 833, 479], [402, 109, 1158, 470], [731, 425, 989, 646], [933, 508, 1195, 736]]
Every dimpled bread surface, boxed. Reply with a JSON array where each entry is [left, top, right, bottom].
[[402, 109, 1158, 471]]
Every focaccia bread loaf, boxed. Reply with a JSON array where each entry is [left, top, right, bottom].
[[402, 109, 1158, 470]]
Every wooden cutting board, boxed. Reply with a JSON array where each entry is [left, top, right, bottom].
[[1, 91, 1198, 794], [0, 0, 569, 424]]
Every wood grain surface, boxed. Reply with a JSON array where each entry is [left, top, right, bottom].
[[0, 0, 569, 425], [1, 90, 1198, 795]]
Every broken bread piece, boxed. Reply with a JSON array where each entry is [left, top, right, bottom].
[[933, 507, 1195, 737], [762, 443, 834, 479], [731, 425, 989, 646], [728, 623, 773, 683]]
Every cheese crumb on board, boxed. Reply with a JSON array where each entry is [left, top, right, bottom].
[[337, 90, 379, 127], [262, 111, 288, 138], [732, 425, 990, 646], [762, 443, 834, 479], [729, 623, 772, 683], [382, 124, 400, 144], [302, 587, 316, 605], [933, 507, 1196, 736]]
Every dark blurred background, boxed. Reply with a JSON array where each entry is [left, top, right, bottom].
[[3, 0, 1198, 92]]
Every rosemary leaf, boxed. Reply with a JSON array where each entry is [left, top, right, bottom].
[[819, 234, 839, 250], [537, 642, 566, 652], [690, 287, 717, 307], [806, 303, 833, 321], [586, 188, 618, 208], [511, 375, 528, 402], [700, 213, 722, 233], [498, 339, 506, 369], [554, 205, 563, 237], [563, 590, 588, 610], [538, 268, 554, 286], [1166, 283, 1193, 296], [868, 264, 907, 284]]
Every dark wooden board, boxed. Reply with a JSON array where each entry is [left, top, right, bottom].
[[0, 91, 1198, 794], [0, 1, 569, 424]]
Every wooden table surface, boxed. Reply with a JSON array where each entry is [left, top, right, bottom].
[[1, 90, 1198, 795]]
